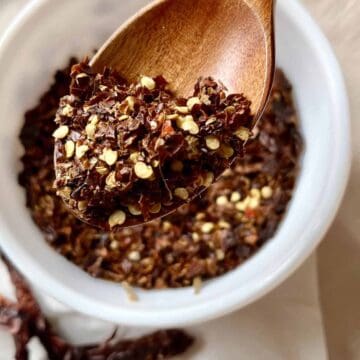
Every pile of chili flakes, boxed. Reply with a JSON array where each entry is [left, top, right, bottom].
[[18, 58, 302, 290], [53, 61, 253, 229]]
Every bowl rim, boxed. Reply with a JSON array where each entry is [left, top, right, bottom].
[[0, 0, 351, 327]]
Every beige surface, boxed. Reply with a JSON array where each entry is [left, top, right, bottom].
[[0, 255, 327, 360], [300, 1, 360, 359], [0, 0, 358, 359]]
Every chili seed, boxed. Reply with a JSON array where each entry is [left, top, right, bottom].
[[134, 162, 154, 179], [52, 125, 69, 139], [64, 140, 75, 158], [140, 76, 156, 90], [108, 210, 126, 228], [205, 136, 220, 150], [174, 187, 189, 200]]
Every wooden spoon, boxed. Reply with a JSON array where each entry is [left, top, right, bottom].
[[56, 0, 275, 229], [91, 0, 275, 121]]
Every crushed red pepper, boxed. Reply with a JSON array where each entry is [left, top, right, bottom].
[[0, 256, 194, 360], [18, 58, 302, 290], [53, 61, 253, 229]]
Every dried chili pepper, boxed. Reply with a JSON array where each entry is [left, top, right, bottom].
[[0, 256, 194, 360]]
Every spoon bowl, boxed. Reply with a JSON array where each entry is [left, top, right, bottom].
[[92, 0, 274, 120], [54, 0, 275, 230]]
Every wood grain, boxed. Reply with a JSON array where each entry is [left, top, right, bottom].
[[91, 0, 274, 120]]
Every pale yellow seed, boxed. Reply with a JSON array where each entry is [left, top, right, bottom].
[[140, 75, 156, 90], [175, 106, 189, 114], [149, 120, 157, 130], [166, 114, 179, 120], [181, 115, 194, 124], [89, 157, 98, 167], [225, 106, 236, 114], [95, 166, 109, 175], [119, 114, 129, 121], [174, 187, 189, 200], [110, 241, 119, 250], [105, 171, 117, 188], [64, 140, 75, 158], [76, 72, 88, 80], [187, 97, 201, 110], [201, 94, 211, 105], [77, 200, 87, 211], [162, 221, 172, 231], [108, 210, 126, 228], [230, 191, 241, 203], [192, 232, 200, 242], [57, 186, 71, 199], [176, 116, 185, 128], [89, 114, 99, 125], [203, 172, 214, 187], [218, 220, 231, 229], [222, 169, 233, 177], [205, 136, 220, 150], [154, 138, 165, 150], [129, 152, 140, 163], [219, 144, 234, 159], [152, 159, 160, 168], [52, 125, 69, 139], [216, 249, 225, 261], [125, 96, 136, 111], [183, 120, 199, 135], [235, 196, 251, 211], [216, 195, 228, 206], [61, 104, 73, 117], [201, 222, 215, 234], [248, 197, 260, 209], [99, 85, 108, 91], [75, 144, 89, 159], [235, 126, 251, 141], [196, 212, 206, 221], [235, 200, 247, 212], [193, 277, 202, 295], [185, 135, 200, 158], [205, 117, 217, 126], [100, 148, 118, 166], [128, 250, 141, 261], [171, 160, 184, 172], [250, 188, 261, 199], [134, 162, 154, 179], [85, 123, 96, 139], [261, 186, 273, 199], [128, 204, 142, 216]]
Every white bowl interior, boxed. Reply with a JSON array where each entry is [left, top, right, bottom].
[[0, 0, 350, 326]]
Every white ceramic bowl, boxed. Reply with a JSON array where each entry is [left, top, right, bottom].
[[0, 0, 350, 327]]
